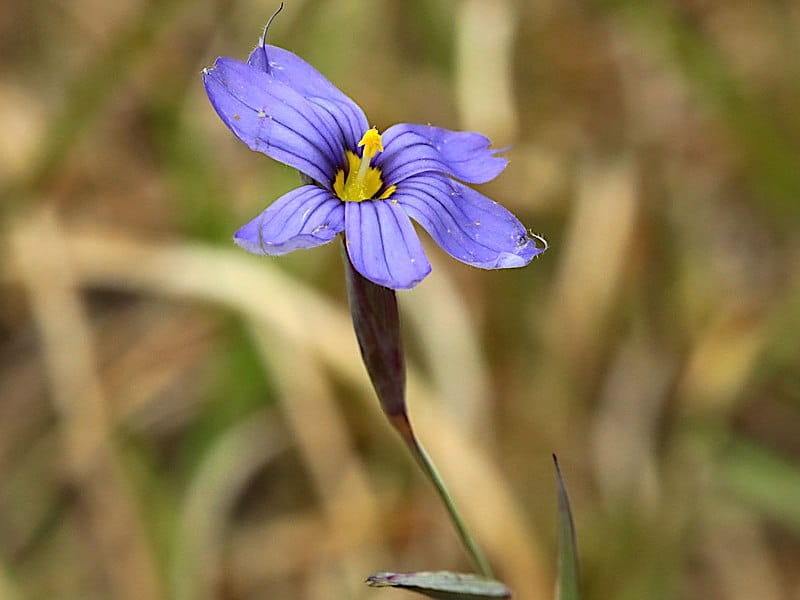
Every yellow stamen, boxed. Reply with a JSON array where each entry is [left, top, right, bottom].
[[359, 127, 383, 160], [333, 128, 394, 202]]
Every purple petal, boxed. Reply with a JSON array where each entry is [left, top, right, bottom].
[[375, 124, 508, 186], [247, 44, 369, 151], [203, 58, 347, 187], [393, 174, 546, 269], [345, 201, 432, 290], [234, 185, 344, 255]]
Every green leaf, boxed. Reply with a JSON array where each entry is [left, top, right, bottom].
[[554, 455, 581, 600], [366, 571, 512, 599]]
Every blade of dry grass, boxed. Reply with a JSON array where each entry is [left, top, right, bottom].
[[251, 325, 386, 598], [531, 157, 639, 443], [401, 259, 492, 440], [171, 409, 288, 600], [590, 331, 674, 510], [545, 157, 638, 365], [7, 210, 162, 600], [455, 0, 518, 141]]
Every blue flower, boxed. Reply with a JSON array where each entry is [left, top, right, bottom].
[[203, 34, 546, 290]]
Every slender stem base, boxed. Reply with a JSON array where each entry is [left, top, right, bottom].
[[390, 414, 494, 579]]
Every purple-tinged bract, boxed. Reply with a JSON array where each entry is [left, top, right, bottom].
[[203, 34, 546, 290]]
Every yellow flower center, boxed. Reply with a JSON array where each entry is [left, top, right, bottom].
[[333, 128, 396, 202]]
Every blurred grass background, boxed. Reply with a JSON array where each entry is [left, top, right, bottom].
[[1, 0, 800, 598]]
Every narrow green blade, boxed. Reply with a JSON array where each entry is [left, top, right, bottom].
[[366, 571, 512, 599], [554, 455, 581, 600], [722, 436, 800, 534]]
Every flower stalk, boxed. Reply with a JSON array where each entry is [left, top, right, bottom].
[[402, 426, 495, 579], [341, 241, 494, 578], [205, 18, 545, 585]]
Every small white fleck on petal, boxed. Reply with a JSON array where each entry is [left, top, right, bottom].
[[257, 109, 267, 118]]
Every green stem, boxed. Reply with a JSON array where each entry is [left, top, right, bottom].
[[339, 242, 493, 578], [395, 415, 494, 579]]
